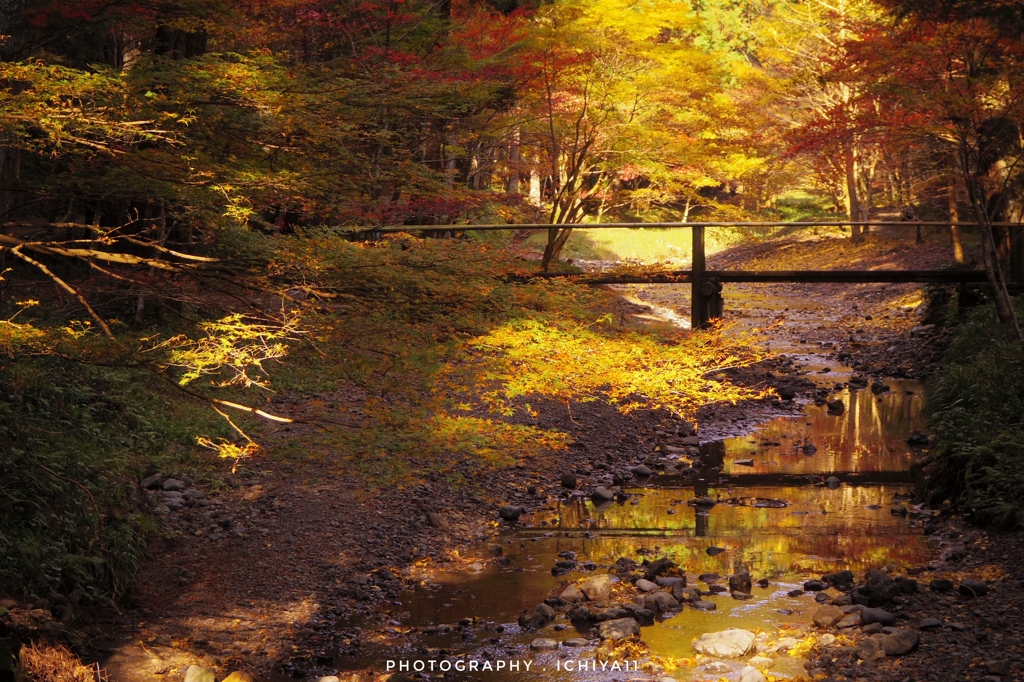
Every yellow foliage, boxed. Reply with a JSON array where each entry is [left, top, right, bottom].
[[162, 313, 301, 388], [454, 318, 768, 421]]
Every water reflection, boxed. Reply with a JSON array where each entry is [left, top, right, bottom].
[[328, 381, 934, 682]]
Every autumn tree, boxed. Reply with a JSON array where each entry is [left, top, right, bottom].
[[840, 2, 1024, 335]]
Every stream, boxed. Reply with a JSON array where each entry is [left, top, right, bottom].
[[325, 356, 934, 682]]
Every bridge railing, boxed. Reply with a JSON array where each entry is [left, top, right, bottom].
[[350, 221, 1021, 329]]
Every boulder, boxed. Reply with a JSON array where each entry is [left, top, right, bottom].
[[729, 572, 752, 594], [860, 608, 895, 626], [883, 629, 920, 656], [579, 574, 612, 601], [598, 617, 640, 641], [183, 666, 216, 682], [591, 487, 615, 502], [499, 505, 524, 521], [673, 585, 702, 602], [530, 638, 559, 651], [563, 638, 589, 647], [823, 570, 854, 588], [692, 600, 717, 611], [657, 576, 686, 588], [959, 578, 989, 597], [561, 473, 578, 489], [918, 617, 942, 630], [535, 603, 556, 621], [141, 473, 164, 489], [644, 557, 676, 580], [560, 584, 584, 603], [630, 464, 653, 477], [635, 578, 659, 592], [642, 591, 680, 612], [856, 634, 888, 662], [739, 666, 767, 682], [813, 605, 844, 628], [692, 629, 756, 658], [222, 674, 255, 682], [162, 478, 185, 492], [803, 580, 827, 591], [929, 578, 954, 592]]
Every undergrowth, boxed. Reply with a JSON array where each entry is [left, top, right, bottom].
[[924, 300, 1024, 528], [0, 356, 225, 603]]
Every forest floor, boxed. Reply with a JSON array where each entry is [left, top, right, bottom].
[[74, 227, 1022, 682]]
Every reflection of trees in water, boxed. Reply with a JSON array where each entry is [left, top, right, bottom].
[[720, 383, 924, 475], [541, 483, 931, 577]]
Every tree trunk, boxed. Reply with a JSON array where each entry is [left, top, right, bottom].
[[948, 180, 964, 263], [541, 226, 573, 271], [843, 142, 863, 242], [961, 147, 1021, 338], [506, 128, 521, 194]]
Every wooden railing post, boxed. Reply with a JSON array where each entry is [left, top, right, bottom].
[[691, 224, 706, 329]]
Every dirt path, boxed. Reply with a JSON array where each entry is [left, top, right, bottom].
[[79, 231, 1021, 682]]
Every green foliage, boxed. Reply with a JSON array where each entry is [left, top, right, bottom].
[[925, 303, 1024, 528], [0, 359, 224, 601]]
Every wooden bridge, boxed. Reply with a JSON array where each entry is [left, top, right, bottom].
[[367, 221, 1016, 329]]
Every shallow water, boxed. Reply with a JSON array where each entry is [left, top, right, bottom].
[[325, 378, 934, 682]]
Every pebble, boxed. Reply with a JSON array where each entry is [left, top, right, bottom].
[[561, 473, 577, 489], [563, 638, 589, 647], [919, 617, 942, 629], [530, 638, 559, 651], [162, 478, 185, 492]]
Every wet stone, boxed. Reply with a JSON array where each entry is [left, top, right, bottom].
[[656, 576, 685, 588], [563, 638, 589, 647], [804, 580, 827, 591], [729, 572, 752, 594], [739, 666, 767, 682], [561, 474, 577, 489], [560, 584, 584, 603], [692, 600, 717, 611], [579, 574, 612, 601], [530, 638, 559, 651], [930, 578, 954, 592], [788, 589, 805, 597], [635, 578, 658, 592], [591, 487, 615, 502], [692, 629, 756, 658], [706, 546, 726, 556], [918, 617, 942, 630], [813, 605, 844, 628], [598, 617, 640, 641], [984, 659, 1011, 676]]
